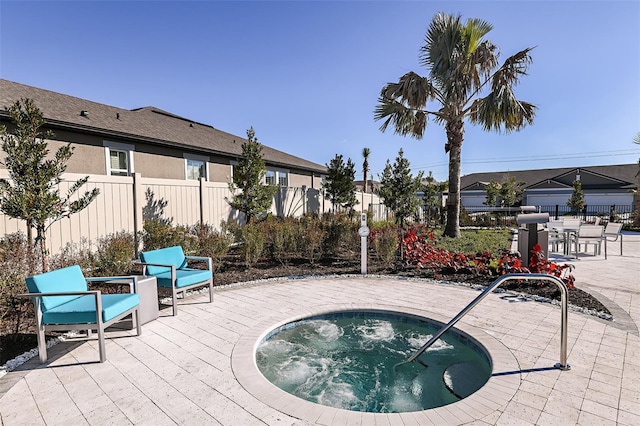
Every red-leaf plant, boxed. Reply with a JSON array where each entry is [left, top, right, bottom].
[[497, 244, 575, 289], [403, 228, 487, 273], [403, 228, 575, 289]]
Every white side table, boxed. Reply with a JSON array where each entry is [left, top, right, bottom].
[[107, 276, 159, 327], [133, 276, 159, 324]]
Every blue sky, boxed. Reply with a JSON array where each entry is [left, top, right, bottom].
[[1, 0, 639, 182]]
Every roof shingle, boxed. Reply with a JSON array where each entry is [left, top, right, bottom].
[[0, 79, 326, 174]]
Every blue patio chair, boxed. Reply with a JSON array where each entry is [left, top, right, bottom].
[[22, 265, 141, 363], [138, 246, 213, 316]]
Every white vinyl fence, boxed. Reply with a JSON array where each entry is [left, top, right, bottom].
[[0, 171, 382, 255]]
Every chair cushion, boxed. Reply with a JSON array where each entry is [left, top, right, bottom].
[[154, 268, 212, 289], [42, 293, 140, 325], [26, 265, 88, 311], [140, 246, 187, 276]]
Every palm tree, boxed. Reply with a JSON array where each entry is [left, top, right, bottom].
[[374, 13, 536, 237], [362, 147, 371, 193]]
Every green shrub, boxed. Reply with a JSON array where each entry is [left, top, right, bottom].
[[190, 223, 233, 271], [240, 223, 265, 267], [322, 212, 358, 260], [0, 232, 32, 335], [437, 229, 512, 255], [93, 231, 136, 277], [49, 238, 95, 273], [298, 214, 324, 264], [267, 218, 298, 265], [142, 219, 195, 252], [371, 226, 398, 267]]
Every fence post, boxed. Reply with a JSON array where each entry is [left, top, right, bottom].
[[302, 185, 307, 216], [555, 205, 559, 220], [199, 177, 206, 225], [582, 206, 587, 222], [132, 173, 143, 256]]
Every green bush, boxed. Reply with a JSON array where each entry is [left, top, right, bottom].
[[0, 232, 32, 335], [371, 225, 398, 267], [298, 214, 324, 264], [267, 218, 298, 266], [190, 223, 233, 270], [143, 219, 195, 252], [93, 231, 136, 277], [240, 223, 265, 268], [49, 238, 95, 273], [322, 212, 358, 260]]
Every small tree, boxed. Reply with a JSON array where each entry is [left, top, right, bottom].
[[498, 176, 525, 207], [0, 98, 99, 272], [226, 127, 277, 223], [422, 171, 446, 223], [484, 177, 524, 208], [484, 181, 501, 207], [378, 149, 424, 227], [322, 154, 358, 212], [567, 180, 585, 214]]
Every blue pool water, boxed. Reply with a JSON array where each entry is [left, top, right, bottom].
[[256, 310, 492, 413]]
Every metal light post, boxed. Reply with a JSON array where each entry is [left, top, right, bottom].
[[358, 213, 370, 274]]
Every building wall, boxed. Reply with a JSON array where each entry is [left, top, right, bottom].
[[24, 131, 322, 186]]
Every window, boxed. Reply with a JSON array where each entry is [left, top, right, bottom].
[[278, 171, 288, 187], [186, 159, 205, 180], [109, 150, 129, 176], [265, 169, 289, 186], [184, 154, 209, 181], [265, 170, 276, 185], [104, 141, 134, 176]]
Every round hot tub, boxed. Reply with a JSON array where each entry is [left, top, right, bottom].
[[232, 304, 521, 423], [255, 310, 491, 413]]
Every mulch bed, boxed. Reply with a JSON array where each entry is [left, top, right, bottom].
[[1, 255, 610, 366]]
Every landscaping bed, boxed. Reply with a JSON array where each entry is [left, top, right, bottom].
[[1, 252, 610, 366]]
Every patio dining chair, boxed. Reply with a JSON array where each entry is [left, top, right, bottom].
[[562, 217, 582, 228], [603, 222, 624, 259], [572, 225, 604, 257], [546, 219, 565, 253], [22, 265, 141, 363]]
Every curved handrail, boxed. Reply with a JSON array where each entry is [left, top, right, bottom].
[[406, 273, 570, 370]]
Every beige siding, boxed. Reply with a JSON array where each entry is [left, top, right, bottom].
[[136, 152, 184, 180], [209, 162, 233, 183]]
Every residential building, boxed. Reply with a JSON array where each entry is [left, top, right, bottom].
[[0, 79, 326, 188]]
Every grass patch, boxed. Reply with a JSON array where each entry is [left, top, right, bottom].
[[435, 228, 512, 254]]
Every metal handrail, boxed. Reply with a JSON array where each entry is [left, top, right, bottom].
[[406, 273, 571, 370]]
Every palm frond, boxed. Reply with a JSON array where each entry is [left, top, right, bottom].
[[463, 18, 493, 55], [468, 89, 536, 133], [380, 72, 437, 109], [421, 13, 463, 76], [491, 47, 535, 90], [374, 97, 427, 139]]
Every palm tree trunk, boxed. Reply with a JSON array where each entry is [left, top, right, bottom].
[[363, 169, 368, 193], [444, 120, 464, 238]]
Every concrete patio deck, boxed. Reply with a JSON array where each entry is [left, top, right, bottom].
[[1, 233, 638, 425]]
